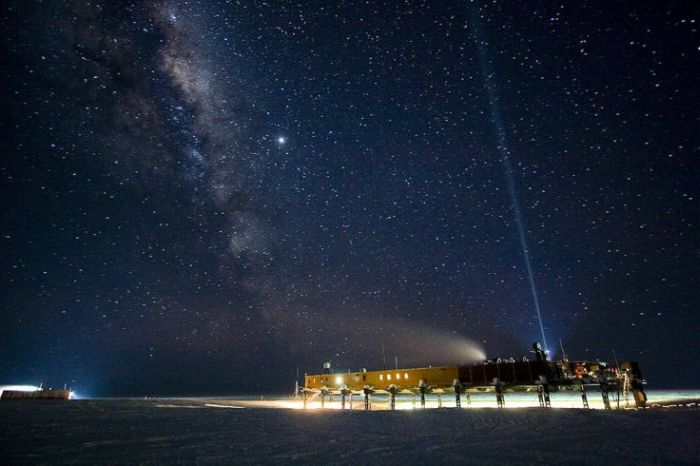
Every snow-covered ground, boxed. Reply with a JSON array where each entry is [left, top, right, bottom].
[[1, 391, 698, 464], [262, 389, 700, 411]]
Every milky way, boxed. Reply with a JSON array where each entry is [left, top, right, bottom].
[[1, 0, 698, 395]]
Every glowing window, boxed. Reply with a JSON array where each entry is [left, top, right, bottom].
[[404, 373, 408, 380], [335, 376, 343, 385], [387, 374, 392, 380], [380, 374, 384, 381]]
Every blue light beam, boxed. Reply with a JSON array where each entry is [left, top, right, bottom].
[[469, 3, 549, 353]]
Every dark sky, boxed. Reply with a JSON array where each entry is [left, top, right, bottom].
[[1, 0, 698, 396]]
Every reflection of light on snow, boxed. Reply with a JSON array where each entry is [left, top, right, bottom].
[[280, 390, 669, 411], [149, 390, 700, 413], [204, 403, 245, 409], [0, 385, 39, 397]]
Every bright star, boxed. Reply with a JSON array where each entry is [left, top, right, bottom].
[[277, 136, 286, 145]]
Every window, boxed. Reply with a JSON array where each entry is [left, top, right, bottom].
[[404, 373, 408, 380], [380, 374, 384, 381], [387, 374, 392, 380]]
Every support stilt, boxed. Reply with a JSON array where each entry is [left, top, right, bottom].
[[600, 383, 611, 410], [542, 385, 551, 408], [341, 393, 346, 410], [466, 392, 471, 407], [496, 385, 505, 408], [388, 385, 399, 411], [452, 379, 463, 409], [632, 377, 647, 408], [535, 376, 550, 408], [303, 393, 308, 409], [580, 383, 589, 409], [537, 385, 545, 407], [363, 386, 372, 411]]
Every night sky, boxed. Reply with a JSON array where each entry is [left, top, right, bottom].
[[1, 1, 698, 396]]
